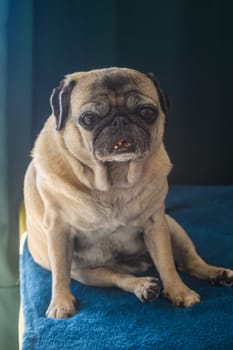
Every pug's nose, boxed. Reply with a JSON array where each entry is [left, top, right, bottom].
[[111, 116, 129, 129]]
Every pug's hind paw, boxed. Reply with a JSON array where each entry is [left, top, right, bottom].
[[210, 269, 233, 287], [46, 294, 77, 319], [134, 277, 161, 302]]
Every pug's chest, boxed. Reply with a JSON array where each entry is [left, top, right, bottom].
[[91, 181, 162, 227], [67, 178, 166, 268]]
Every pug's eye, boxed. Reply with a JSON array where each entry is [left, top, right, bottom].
[[79, 113, 100, 130], [139, 106, 159, 123]]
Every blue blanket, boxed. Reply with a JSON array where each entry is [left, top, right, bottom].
[[20, 186, 233, 350]]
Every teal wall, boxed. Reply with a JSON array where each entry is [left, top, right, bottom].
[[0, 0, 32, 348]]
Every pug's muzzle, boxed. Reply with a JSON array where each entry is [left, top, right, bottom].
[[92, 114, 151, 162]]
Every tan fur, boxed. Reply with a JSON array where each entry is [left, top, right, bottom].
[[24, 68, 233, 318]]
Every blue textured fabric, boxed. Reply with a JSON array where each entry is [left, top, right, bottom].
[[20, 186, 233, 350]]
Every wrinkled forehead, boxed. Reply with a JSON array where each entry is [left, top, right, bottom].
[[89, 71, 145, 93], [71, 70, 159, 105]]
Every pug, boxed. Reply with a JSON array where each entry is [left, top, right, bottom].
[[24, 67, 233, 319]]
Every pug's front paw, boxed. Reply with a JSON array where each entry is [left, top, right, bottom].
[[163, 286, 200, 307], [46, 293, 77, 319]]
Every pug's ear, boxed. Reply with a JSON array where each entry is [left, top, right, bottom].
[[50, 78, 76, 130], [146, 73, 170, 117]]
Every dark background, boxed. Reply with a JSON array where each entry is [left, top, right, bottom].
[[9, 0, 233, 185]]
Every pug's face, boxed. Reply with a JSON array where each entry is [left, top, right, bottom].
[[50, 68, 169, 163]]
